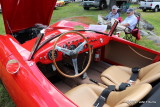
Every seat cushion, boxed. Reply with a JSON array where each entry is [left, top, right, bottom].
[[101, 66, 140, 86], [65, 84, 109, 107], [65, 83, 152, 107], [107, 83, 152, 107]]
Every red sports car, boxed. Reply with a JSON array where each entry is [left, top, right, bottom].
[[0, 0, 160, 107]]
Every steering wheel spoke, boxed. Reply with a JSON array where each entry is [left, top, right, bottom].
[[72, 58, 79, 75], [75, 40, 87, 53], [55, 45, 71, 56]]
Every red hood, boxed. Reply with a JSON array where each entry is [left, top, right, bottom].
[[0, 0, 56, 34]]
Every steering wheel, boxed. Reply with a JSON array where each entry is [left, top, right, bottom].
[[52, 31, 92, 78]]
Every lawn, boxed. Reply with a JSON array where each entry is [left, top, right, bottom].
[[51, 3, 160, 52], [0, 2, 160, 106], [51, 3, 128, 24], [0, 14, 5, 35], [0, 83, 15, 107], [136, 9, 160, 36]]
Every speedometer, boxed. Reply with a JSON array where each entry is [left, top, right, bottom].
[[48, 50, 58, 60]]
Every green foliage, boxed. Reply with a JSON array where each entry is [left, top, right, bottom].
[[52, 3, 160, 52], [0, 83, 15, 107], [137, 37, 160, 52], [131, 4, 160, 36], [139, 11, 160, 36], [0, 14, 14, 106], [74, 25, 85, 30], [0, 14, 5, 34], [51, 3, 108, 24]]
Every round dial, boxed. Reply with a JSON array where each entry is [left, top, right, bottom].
[[48, 50, 58, 60], [69, 45, 76, 50]]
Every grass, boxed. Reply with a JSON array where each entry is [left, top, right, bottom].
[[51, 3, 128, 24], [0, 2, 160, 106], [0, 14, 5, 35], [140, 12, 160, 36], [135, 9, 160, 36], [130, 5, 160, 36], [0, 83, 15, 107], [130, 4, 160, 51], [51, 3, 106, 23], [51, 3, 160, 52], [124, 4, 160, 36], [0, 14, 15, 106]]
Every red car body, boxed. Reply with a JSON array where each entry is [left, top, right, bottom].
[[0, 0, 160, 107], [0, 0, 76, 106]]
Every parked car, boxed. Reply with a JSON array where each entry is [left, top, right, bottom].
[[83, 0, 107, 10], [131, 0, 138, 3], [139, 0, 160, 12], [56, 1, 62, 7], [82, 0, 130, 10], [57, 0, 65, 6], [0, 0, 160, 106], [55, 1, 65, 7], [59, 0, 70, 4]]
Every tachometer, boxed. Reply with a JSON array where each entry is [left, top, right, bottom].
[[48, 50, 58, 60]]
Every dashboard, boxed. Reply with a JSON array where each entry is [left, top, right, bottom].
[[33, 30, 110, 64]]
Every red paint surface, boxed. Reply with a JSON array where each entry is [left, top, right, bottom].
[[0, 0, 56, 34]]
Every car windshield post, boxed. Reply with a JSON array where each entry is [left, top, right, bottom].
[[28, 29, 45, 60], [108, 20, 118, 36]]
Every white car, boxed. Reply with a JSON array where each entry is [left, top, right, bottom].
[[139, 0, 160, 12]]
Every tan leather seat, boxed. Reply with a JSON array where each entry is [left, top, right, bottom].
[[65, 83, 152, 107], [101, 61, 160, 89]]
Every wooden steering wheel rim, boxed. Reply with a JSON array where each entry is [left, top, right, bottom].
[[52, 31, 92, 78]]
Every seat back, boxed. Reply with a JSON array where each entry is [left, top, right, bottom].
[[138, 61, 160, 84], [135, 14, 140, 28], [131, 14, 141, 39]]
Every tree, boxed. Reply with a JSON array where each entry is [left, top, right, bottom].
[[108, 0, 116, 10]]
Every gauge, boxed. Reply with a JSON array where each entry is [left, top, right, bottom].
[[69, 45, 76, 50], [48, 50, 58, 60], [78, 42, 82, 46], [63, 44, 68, 48]]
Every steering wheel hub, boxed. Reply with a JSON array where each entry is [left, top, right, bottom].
[[70, 50, 78, 59]]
